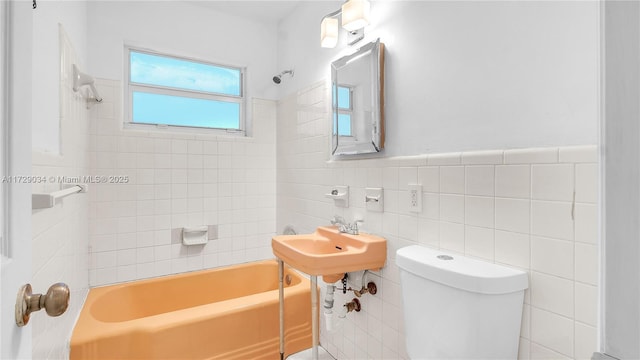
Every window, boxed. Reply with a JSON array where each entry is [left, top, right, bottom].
[[126, 47, 244, 133], [333, 85, 353, 136]]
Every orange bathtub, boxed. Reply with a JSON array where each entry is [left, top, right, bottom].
[[70, 260, 313, 360]]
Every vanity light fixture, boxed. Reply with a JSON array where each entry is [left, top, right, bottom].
[[320, 16, 339, 48], [320, 0, 370, 48], [341, 0, 370, 32]]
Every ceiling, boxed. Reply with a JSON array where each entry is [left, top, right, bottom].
[[186, 1, 302, 24]]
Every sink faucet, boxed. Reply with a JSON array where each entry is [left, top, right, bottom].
[[330, 216, 363, 235], [330, 215, 349, 233], [330, 215, 346, 226]]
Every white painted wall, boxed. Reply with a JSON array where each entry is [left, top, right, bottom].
[[86, 1, 279, 103], [32, 1, 87, 154], [277, 1, 600, 156]]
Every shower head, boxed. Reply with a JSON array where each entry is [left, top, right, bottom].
[[72, 64, 103, 102], [272, 69, 294, 84]]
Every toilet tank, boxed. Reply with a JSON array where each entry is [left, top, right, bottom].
[[397, 245, 528, 359]]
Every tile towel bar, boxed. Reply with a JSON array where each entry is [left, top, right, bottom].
[[32, 184, 87, 210]]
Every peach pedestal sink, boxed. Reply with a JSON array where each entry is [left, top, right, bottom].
[[272, 225, 387, 360]]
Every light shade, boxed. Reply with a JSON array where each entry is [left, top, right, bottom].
[[320, 16, 339, 48], [341, 0, 370, 32]]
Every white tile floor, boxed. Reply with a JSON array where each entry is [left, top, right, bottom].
[[287, 346, 335, 360]]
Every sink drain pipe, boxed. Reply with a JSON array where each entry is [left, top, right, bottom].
[[323, 284, 336, 331]]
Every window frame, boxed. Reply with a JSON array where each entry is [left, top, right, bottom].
[[124, 46, 246, 135]]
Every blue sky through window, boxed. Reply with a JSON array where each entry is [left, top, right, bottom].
[[338, 86, 351, 109], [333, 85, 352, 136], [338, 114, 352, 136], [133, 92, 240, 129], [128, 49, 243, 131], [130, 51, 241, 96]]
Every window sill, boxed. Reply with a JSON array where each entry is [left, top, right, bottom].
[[123, 122, 246, 138]]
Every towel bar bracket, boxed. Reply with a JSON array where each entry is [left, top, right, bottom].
[[32, 184, 87, 210]]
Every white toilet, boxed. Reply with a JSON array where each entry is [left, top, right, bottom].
[[397, 245, 528, 359]]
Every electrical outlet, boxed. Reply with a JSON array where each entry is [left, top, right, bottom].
[[408, 184, 422, 213]]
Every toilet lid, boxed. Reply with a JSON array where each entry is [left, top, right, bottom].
[[396, 245, 529, 294]]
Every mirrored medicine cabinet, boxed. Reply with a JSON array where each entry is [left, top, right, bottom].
[[331, 39, 385, 156]]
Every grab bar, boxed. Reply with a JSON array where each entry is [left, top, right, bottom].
[[32, 184, 87, 209]]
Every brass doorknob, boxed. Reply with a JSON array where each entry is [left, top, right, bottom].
[[15, 283, 70, 327]]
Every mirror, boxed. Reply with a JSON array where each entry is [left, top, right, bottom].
[[331, 39, 385, 156]]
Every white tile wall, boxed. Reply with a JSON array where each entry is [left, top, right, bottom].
[[87, 78, 277, 286], [496, 165, 531, 198], [276, 81, 599, 360], [30, 28, 90, 359]]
